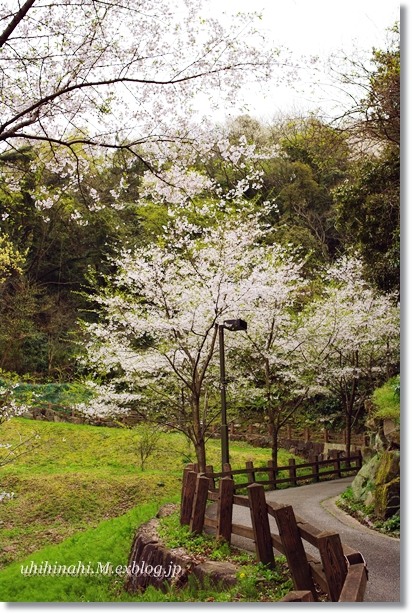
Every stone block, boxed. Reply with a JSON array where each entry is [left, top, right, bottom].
[[191, 561, 238, 589]]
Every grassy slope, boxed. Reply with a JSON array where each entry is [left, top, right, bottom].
[[0, 417, 291, 594], [0, 499, 176, 602]]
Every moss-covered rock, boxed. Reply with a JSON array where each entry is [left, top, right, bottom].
[[375, 477, 400, 520], [373, 451, 400, 519], [375, 451, 400, 487], [351, 454, 381, 502]]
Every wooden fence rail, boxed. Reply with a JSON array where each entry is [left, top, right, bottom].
[[180, 463, 368, 602], [207, 423, 369, 446], [203, 450, 362, 492]]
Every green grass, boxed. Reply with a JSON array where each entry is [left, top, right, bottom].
[[157, 511, 294, 601], [0, 417, 294, 573], [0, 417, 300, 602], [0, 498, 180, 602], [372, 375, 400, 421]]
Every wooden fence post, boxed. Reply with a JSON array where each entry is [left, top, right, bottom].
[[270, 503, 317, 600], [180, 470, 197, 525], [331, 450, 341, 478], [248, 423, 253, 435], [267, 459, 276, 490], [287, 425, 292, 439], [246, 460, 255, 484], [305, 427, 310, 442], [317, 531, 348, 602], [324, 428, 329, 443], [211, 424, 216, 434], [190, 475, 210, 535], [181, 464, 194, 502], [247, 484, 275, 568], [310, 455, 319, 483], [280, 590, 315, 602], [216, 476, 234, 544], [355, 449, 362, 470], [223, 462, 233, 479], [230, 421, 235, 435], [205, 465, 215, 490], [338, 564, 368, 602], [288, 458, 297, 486]]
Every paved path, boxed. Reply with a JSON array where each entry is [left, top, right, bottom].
[[206, 477, 400, 603]]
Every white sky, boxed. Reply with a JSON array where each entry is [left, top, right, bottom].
[[200, 0, 400, 121]]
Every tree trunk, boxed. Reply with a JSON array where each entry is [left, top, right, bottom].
[[345, 410, 351, 463], [194, 439, 207, 473], [269, 419, 279, 472], [345, 376, 357, 464], [192, 395, 206, 472]]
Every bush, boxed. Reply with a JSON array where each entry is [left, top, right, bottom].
[[372, 376, 400, 421]]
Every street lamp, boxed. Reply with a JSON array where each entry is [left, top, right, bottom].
[[217, 319, 247, 469]]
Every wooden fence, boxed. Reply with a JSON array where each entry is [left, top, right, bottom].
[[208, 423, 369, 446], [180, 464, 368, 602], [198, 450, 362, 492]]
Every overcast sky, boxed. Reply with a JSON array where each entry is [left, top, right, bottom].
[[201, 0, 400, 121]]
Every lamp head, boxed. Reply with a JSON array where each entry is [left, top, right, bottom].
[[223, 319, 247, 332]]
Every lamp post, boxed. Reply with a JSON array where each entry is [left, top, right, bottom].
[[218, 319, 247, 469]]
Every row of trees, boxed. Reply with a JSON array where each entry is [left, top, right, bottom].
[[78, 198, 399, 470]]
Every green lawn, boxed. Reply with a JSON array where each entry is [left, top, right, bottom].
[[0, 418, 293, 576], [0, 499, 175, 602]]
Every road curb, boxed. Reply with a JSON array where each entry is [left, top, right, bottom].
[[321, 495, 400, 541]]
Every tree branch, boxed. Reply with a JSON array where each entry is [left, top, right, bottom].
[[0, 0, 37, 49]]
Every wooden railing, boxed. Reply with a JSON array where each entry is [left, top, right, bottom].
[[207, 423, 369, 446], [180, 464, 368, 602], [198, 450, 362, 492]]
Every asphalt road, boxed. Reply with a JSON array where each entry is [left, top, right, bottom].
[[206, 477, 400, 603]]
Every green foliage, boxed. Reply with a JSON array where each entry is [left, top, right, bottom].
[[0, 144, 146, 376], [334, 148, 400, 294], [0, 375, 93, 410], [129, 423, 164, 471], [235, 560, 293, 601], [279, 117, 350, 189], [332, 26, 399, 294], [380, 514, 400, 533], [360, 24, 400, 147], [301, 394, 344, 430], [157, 511, 293, 601], [0, 235, 25, 284], [337, 486, 400, 538], [372, 375, 400, 421]]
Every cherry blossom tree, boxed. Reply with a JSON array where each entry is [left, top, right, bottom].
[[223, 253, 308, 468], [79, 196, 305, 470], [0, 0, 284, 173], [299, 257, 400, 458]]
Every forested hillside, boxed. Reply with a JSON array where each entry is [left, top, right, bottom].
[[0, 18, 399, 468]]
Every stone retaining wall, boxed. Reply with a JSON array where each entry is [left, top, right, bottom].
[[124, 504, 238, 595]]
